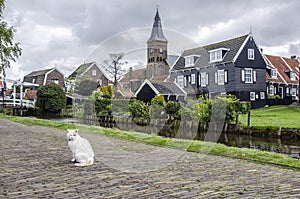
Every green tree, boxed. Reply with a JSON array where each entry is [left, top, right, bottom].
[[36, 83, 66, 114], [75, 79, 98, 96], [0, 0, 22, 76]]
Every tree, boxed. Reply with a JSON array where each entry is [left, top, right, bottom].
[[0, 0, 22, 76], [75, 79, 98, 96], [103, 52, 127, 88], [36, 83, 66, 114]]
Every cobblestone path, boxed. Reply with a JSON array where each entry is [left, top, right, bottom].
[[1, 118, 300, 198]]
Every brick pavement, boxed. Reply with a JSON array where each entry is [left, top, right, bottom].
[[0, 118, 300, 198]]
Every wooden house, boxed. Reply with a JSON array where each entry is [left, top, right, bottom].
[[171, 33, 267, 108]]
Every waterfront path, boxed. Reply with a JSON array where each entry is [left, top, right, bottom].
[[1, 118, 300, 198]]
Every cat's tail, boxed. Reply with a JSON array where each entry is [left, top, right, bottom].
[[75, 158, 94, 167]]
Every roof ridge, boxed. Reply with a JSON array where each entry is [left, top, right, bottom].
[[185, 33, 249, 53]]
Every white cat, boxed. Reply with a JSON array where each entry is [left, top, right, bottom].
[[66, 129, 94, 166]]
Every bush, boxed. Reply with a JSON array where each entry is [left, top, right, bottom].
[[151, 95, 166, 106], [129, 99, 150, 118], [36, 83, 66, 114]]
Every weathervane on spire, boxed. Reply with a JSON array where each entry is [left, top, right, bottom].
[[157, 1, 160, 10]]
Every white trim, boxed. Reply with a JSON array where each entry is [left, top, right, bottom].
[[134, 79, 159, 97], [280, 57, 293, 71], [174, 81, 187, 96], [233, 34, 250, 63]]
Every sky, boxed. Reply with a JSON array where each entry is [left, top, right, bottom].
[[2, 0, 300, 81]]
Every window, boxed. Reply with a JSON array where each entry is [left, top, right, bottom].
[[290, 71, 296, 81], [244, 68, 253, 83], [271, 69, 277, 78], [250, 92, 255, 101], [286, 87, 289, 94], [177, 75, 184, 88], [52, 79, 59, 84], [185, 56, 195, 67], [291, 88, 297, 96], [191, 74, 196, 84], [92, 70, 96, 76], [260, 92, 265, 99], [210, 50, 222, 62], [200, 72, 208, 87], [269, 85, 275, 96], [32, 79, 35, 83], [248, 49, 254, 60], [217, 70, 225, 85]]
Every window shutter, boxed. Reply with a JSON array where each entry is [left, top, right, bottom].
[[198, 74, 201, 85], [215, 72, 218, 84], [241, 69, 245, 82], [184, 77, 187, 87], [206, 73, 209, 86], [224, 70, 228, 83], [253, 71, 256, 82]]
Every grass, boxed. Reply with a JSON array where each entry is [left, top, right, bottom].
[[239, 105, 300, 128], [1, 114, 300, 169]]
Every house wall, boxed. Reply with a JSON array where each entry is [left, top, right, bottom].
[[136, 84, 156, 102], [45, 69, 65, 89], [83, 64, 109, 86]]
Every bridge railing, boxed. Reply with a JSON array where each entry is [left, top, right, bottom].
[[0, 98, 35, 109]]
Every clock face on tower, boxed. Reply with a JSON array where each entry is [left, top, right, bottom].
[[159, 48, 163, 54], [150, 48, 153, 54]]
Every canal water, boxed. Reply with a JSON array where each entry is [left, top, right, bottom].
[[50, 117, 300, 159]]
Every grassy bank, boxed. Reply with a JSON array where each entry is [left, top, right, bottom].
[[1, 114, 300, 169], [239, 105, 300, 129]]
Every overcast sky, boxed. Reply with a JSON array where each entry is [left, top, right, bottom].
[[3, 0, 300, 81]]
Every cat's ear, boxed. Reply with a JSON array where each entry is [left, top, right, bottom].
[[66, 129, 69, 132], [74, 129, 78, 135]]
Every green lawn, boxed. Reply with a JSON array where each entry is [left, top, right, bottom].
[[239, 105, 300, 128]]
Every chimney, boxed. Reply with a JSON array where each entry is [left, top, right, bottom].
[[291, 55, 296, 59]]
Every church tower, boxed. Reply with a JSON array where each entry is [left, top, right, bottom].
[[146, 7, 169, 79]]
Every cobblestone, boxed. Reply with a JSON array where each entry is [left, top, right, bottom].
[[0, 118, 300, 198]]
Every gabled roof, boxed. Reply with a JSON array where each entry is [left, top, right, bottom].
[[23, 67, 64, 86], [172, 34, 251, 70], [147, 8, 167, 43], [135, 79, 186, 97], [24, 68, 53, 78], [69, 61, 109, 80], [264, 54, 299, 85]]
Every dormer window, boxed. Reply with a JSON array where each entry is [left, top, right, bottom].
[[209, 48, 229, 63], [185, 55, 198, 67], [290, 71, 296, 81], [271, 69, 277, 78], [248, 49, 254, 60]]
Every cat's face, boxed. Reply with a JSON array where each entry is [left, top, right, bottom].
[[66, 129, 79, 142]]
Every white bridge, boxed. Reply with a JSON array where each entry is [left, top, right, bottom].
[[0, 98, 35, 109]]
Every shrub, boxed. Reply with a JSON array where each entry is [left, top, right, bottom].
[[36, 83, 66, 114]]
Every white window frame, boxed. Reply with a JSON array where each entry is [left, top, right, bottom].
[[286, 87, 289, 94], [248, 49, 254, 60], [209, 50, 222, 62], [191, 74, 196, 84], [244, 68, 253, 83], [217, 70, 225, 85], [92, 70, 97, 76], [260, 92, 265, 99], [52, 79, 59, 84], [291, 88, 297, 96], [269, 85, 275, 96], [177, 75, 184, 88], [250, 92, 255, 101], [271, 69, 277, 78], [290, 71, 296, 81], [200, 72, 207, 87], [185, 56, 195, 67]]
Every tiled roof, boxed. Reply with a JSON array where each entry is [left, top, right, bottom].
[[265, 54, 299, 85], [120, 68, 147, 82], [151, 81, 185, 95], [173, 34, 249, 70], [69, 62, 93, 78], [23, 68, 54, 85], [24, 68, 53, 77]]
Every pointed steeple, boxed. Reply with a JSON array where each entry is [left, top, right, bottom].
[[147, 7, 167, 43]]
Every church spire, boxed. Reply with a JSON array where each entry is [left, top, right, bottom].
[[147, 6, 167, 43]]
